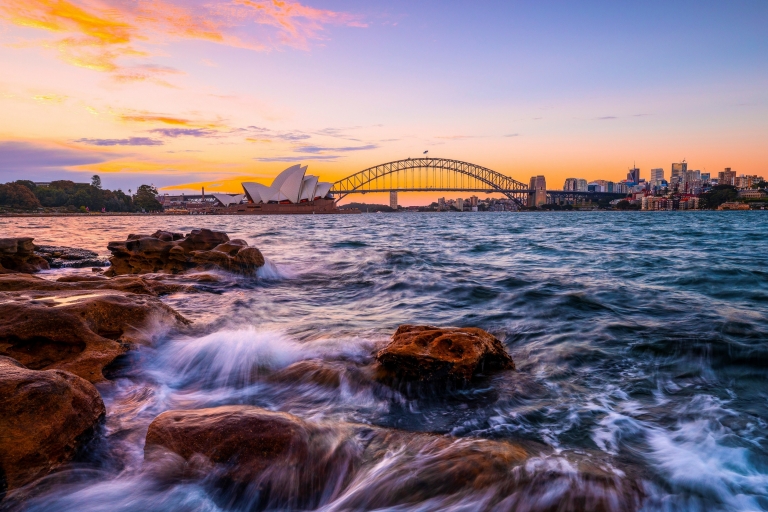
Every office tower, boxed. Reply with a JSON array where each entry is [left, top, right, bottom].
[[576, 179, 588, 191], [469, 196, 478, 207], [528, 175, 547, 207], [718, 168, 736, 186], [627, 167, 640, 183], [671, 162, 687, 180], [650, 168, 664, 183], [437, 197, 445, 210], [457, 198, 464, 211], [563, 178, 578, 191], [701, 173, 711, 182], [390, 191, 398, 210]]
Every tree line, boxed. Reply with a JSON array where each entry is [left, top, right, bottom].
[[0, 176, 162, 212]]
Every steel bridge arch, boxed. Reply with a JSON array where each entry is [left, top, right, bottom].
[[331, 158, 531, 203]]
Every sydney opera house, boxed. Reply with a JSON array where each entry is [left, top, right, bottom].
[[214, 164, 354, 215]]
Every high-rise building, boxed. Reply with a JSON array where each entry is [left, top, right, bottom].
[[389, 191, 398, 210], [650, 168, 664, 183], [576, 179, 588, 191], [528, 176, 547, 207], [701, 173, 711, 182], [671, 162, 688, 180], [563, 178, 579, 191], [627, 167, 640, 184], [437, 197, 445, 210], [457, 198, 464, 211], [718, 168, 736, 186], [469, 196, 478, 207]]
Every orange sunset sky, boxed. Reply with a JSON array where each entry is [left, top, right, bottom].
[[1, 0, 766, 205]]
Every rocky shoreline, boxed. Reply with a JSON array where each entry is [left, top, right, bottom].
[[0, 229, 645, 510]]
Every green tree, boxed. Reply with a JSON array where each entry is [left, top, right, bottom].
[[14, 180, 36, 191], [616, 200, 631, 210], [0, 183, 42, 209], [91, 175, 102, 189], [699, 185, 738, 209], [134, 184, 163, 212]]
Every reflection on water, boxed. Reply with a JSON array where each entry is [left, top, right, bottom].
[[2, 212, 768, 511]]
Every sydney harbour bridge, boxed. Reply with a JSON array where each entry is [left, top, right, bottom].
[[330, 157, 624, 206]]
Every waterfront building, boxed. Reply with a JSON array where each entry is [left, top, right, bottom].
[[390, 191, 398, 210], [457, 198, 464, 211], [576, 179, 588, 191], [212, 194, 245, 207], [739, 189, 767, 199], [242, 164, 333, 204], [528, 175, 547, 207], [437, 197, 446, 211], [650, 168, 664, 183], [563, 178, 578, 191]]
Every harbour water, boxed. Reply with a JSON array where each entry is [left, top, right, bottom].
[[1, 211, 767, 511]]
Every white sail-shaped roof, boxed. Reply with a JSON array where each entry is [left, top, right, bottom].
[[267, 164, 306, 203], [242, 182, 271, 203], [314, 182, 333, 200], [299, 175, 319, 202], [212, 193, 244, 207]]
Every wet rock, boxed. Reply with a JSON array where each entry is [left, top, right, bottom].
[[34, 245, 108, 269], [0, 273, 193, 296], [105, 229, 265, 277], [0, 357, 105, 493], [144, 406, 643, 511], [0, 238, 49, 274], [145, 406, 360, 509], [0, 290, 189, 383], [375, 325, 515, 383], [269, 360, 346, 388]]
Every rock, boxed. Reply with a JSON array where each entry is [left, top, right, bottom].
[[375, 325, 515, 383], [145, 406, 361, 509], [145, 406, 642, 511], [0, 273, 193, 296], [0, 238, 49, 274], [34, 245, 109, 269], [0, 290, 189, 383], [104, 229, 265, 277], [0, 357, 105, 493], [269, 360, 345, 388]]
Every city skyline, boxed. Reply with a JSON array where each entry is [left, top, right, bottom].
[[1, 1, 767, 206]]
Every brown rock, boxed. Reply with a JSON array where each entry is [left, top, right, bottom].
[[0, 290, 189, 383], [104, 229, 265, 277], [145, 406, 360, 508], [0, 238, 49, 274], [0, 357, 105, 492], [0, 273, 193, 296], [375, 325, 515, 383]]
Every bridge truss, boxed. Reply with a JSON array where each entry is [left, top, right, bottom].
[[331, 158, 531, 204]]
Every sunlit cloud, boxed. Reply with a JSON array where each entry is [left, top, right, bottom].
[[150, 128, 219, 137], [76, 137, 164, 146], [0, 0, 365, 81], [254, 155, 340, 162], [33, 93, 67, 103], [294, 144, 377, 154]]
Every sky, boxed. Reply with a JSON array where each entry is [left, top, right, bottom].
[[1, 0, 767, 205]]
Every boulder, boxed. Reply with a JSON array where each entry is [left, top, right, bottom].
[[0, 238, 49, 274], [375, 325, 515, 383], [0, 290, 189, 383], [0, 357, 105, 493], [0, 273, 193, 296], [104, 229, 265, 276]]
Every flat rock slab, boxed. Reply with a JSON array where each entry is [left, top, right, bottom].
[[0, 357, 105, 493], [0, 289, 189, 382], [375, 325, 515, 383]]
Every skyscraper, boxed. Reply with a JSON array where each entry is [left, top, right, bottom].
[[627, 167, 640, 184], [389, 191, 398, 210], [671, 162, 687, 180], [650, 168, 664, 183]]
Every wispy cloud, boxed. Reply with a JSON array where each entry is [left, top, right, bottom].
[[294, 144, 377, 154], [504, 133, 520, 137], [0, 140, 111, 173], [595, 116, 618, 120], [254, 155, 340, 162], [240, 126, 310, 141], [76, 137, 164, 146], [150, 128, 218, 137], [33, 93, 67, 103]]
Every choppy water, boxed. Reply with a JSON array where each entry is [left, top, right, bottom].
[[2, 211, 768, 511]]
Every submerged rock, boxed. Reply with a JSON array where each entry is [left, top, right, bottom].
[[105, 229, 265, 277], [0, 238, 49, 274], [375, 325, 515, 383], [0, 357, 105, 494], [34, 245, 108, 269], [0, 290, 189, 383]]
